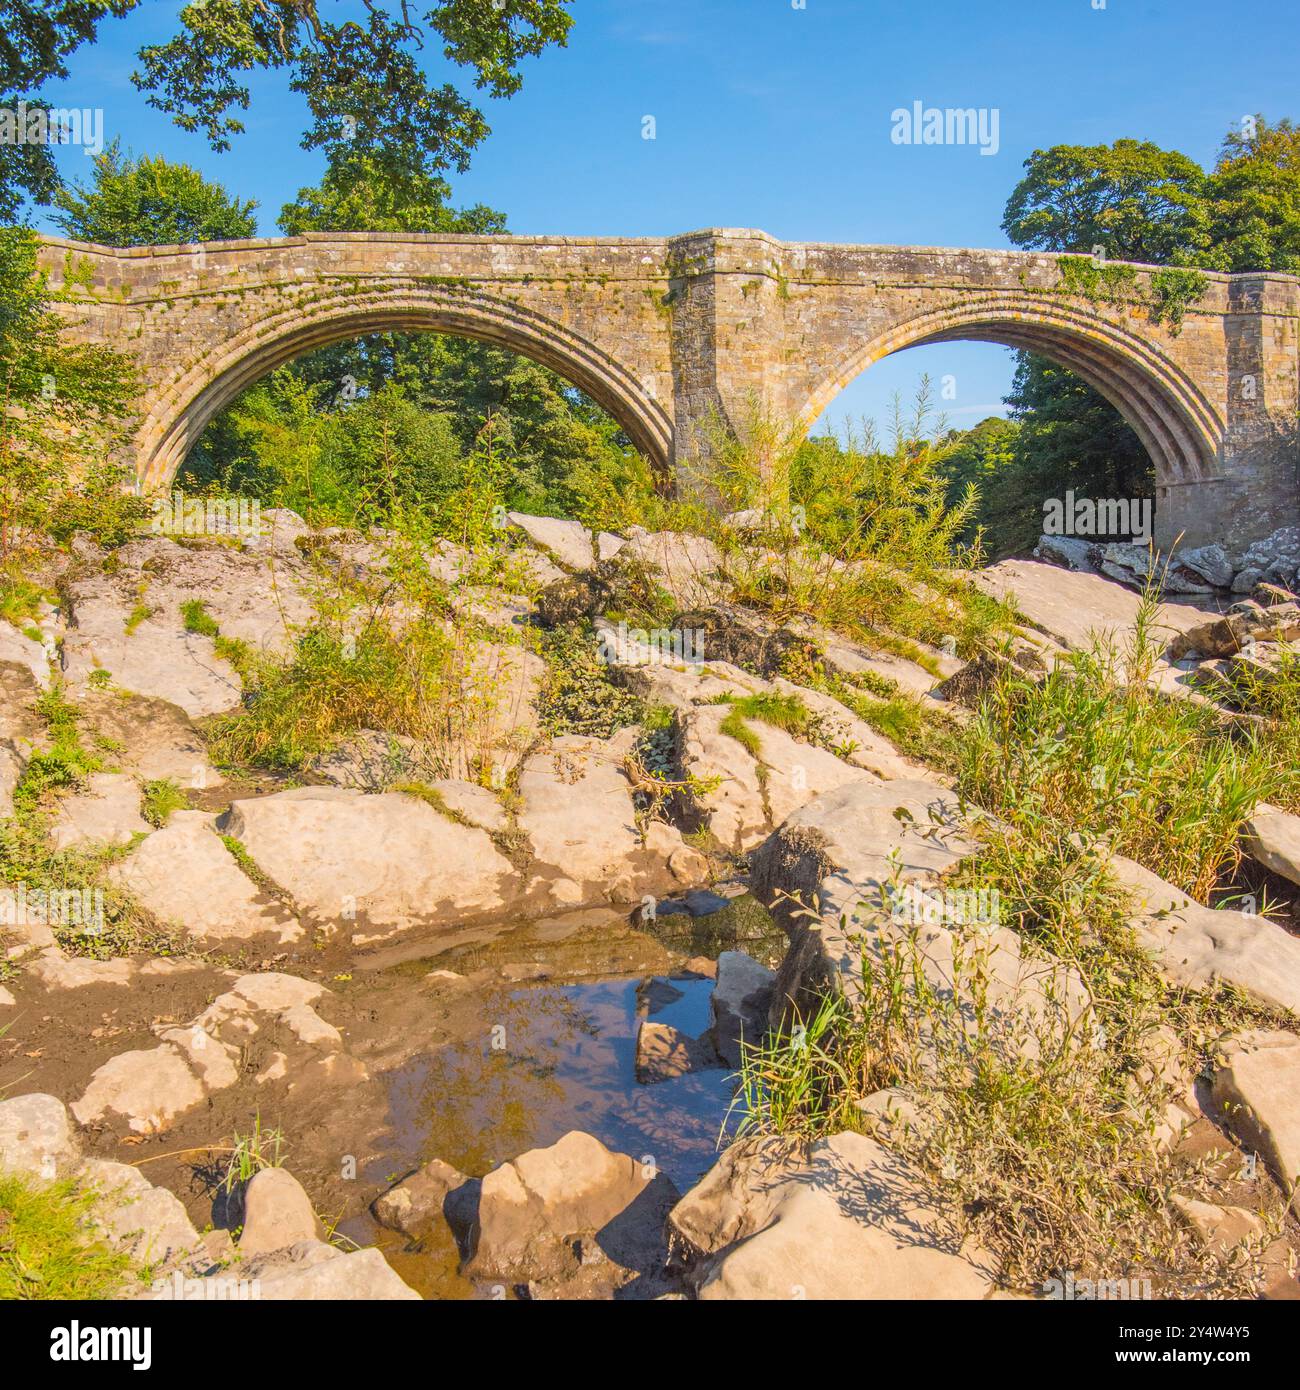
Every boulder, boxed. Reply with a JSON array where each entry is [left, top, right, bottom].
[[750, 780, 1089, 1051], [670, 1131, 995, 1299], [1241, 803, 1300, 889], [619, 529, 725, 608], [465, 1130, 679, 1283], [1034, 534, 1097, 572], [80, 1158, 203, 1271], [507, 512, 595, 572], [1111, 855, 1300, 1016], [373, 1159, 478, 1240], [1179, 543, 1235, 590], [0, 1093, 81, 1180], [1209, 1031, 1300, 1216], [77, 689, 222, 789], [237, 1168, 323, 1256], [220, 787, 517, 944], [708, 951, 775, 1069], [1167, 602, 1300, 661], [110, 811, 302, 946]]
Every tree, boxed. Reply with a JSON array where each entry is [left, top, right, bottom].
[[279, 152, 505, 237], [1, 1, 573, 217], [1001, 138, 1210, 266], [0, 225, 139, 554], [52, 140, 257, 245], [0, 1, 137, 218], [1204, 117, 1300, 273]]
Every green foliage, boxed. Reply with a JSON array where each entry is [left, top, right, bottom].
[[140, 777, 188, 828], [52, 139, 257, 245], [1203, 117, 1300, 274], [536, 623, 643, 739], [1002, 138, 1212, 264], [0, 226, 141, 557], [959, 604, 1281, 902], [0, 1172, 138, 1299], [1148, 266, 1209, 330], [208, 617, 456, 772], [279, 149, 505, 237]]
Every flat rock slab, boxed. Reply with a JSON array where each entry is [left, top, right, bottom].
[[1210, 1031, 1300, 1217], [220, 786, 517, 945], [507, 512, 595, 572], [111, 810, 302, 947], [518, 735, 642, 887], [1112, 855, 1300, 1017], [972, 560, 1212, 654], [671, 1131, 995, 1299], [50, 772, 150, 852]]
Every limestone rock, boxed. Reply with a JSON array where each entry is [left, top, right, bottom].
[[372, 1158, 477, 1239], [1241, 803, 1300, 889], [1170, 1194, 1266, 1255], [518, 736, 641, 886], [81, 1158, 203, 1270], [0, 620, 52, 690], [0, 1093, 81, 1180], [1179, 543, 1235, 590], [670, 1132, 995, 1299], [111, 810, 302, 946], [507, 512, 595, 572], [220, 786, 517, 944], [1209, 1031, 1300, 1216], [50, 772, 150, 851], [70, 1043, 206, 1135], [77, 689, 222, 789], [1167, 601, 1300, 661], [1112, 855, 1300, 1016], [237, 1167, 323, 1256], [708, 951, 775, 1068], [620, 529, 725, 608], [465, 1130, 679, 1283]]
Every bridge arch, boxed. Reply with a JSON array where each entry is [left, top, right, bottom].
[[799, 294, 1225, 493], [135, 285, 675, 491]]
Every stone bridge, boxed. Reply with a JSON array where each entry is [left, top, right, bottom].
[[38, 227, 1300, 549]]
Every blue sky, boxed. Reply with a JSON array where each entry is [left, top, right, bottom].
[[32, 0, 1300, 432]]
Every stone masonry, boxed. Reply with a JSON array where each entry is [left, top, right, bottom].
[[38, 228, 1300, 550]]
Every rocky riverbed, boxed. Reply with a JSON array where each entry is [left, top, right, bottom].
[[2, 510, 1300, 1300]]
